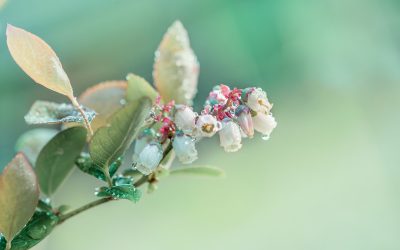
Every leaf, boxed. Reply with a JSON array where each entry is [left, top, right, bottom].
[[126, 74, 158, 103], [95, 185, 141, 202], [75, 153, 122, 182], [35, 127, 87, 197], [170, 166, 225, 178], [112, 176, 133, 186], [6, 24, 73, 97], [89, 97, 152, 170], [153, 20, 199, 105], [0, 211, 59, 250], [0, 153, 39, 245], [77, 81, 127, 132], [15, 128, 58, 164], [24, 101, 95, 125]]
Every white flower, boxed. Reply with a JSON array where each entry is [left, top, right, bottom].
[[195, 114, 220, 137], [134, 142, 163, 175], [219, 121, 242, 152], [237, 111, 254, 138], [172, 134, 198, 164], [252, 113, 277, 138], [174, 105, 196, 132], [132, 129, 155, 161], [246, 88, 272, 114]]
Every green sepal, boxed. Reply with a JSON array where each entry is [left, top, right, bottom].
[[0, 211, 59, 250], [95, 185, 141, 203], [75, 153, 122, 182]]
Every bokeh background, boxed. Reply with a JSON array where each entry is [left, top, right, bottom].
[[1, 0, 400, 249]]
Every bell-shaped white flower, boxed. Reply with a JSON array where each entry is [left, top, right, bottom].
[[219, 120, 242, 152], [252, 113, 277, 139], [174, 105, 196, 133], [246, 88, 272, 114], [195, 114, 220, 137], [134, 142, 163, 175], [237, 111, 254, 138], [172, 134, 198, 164], [133, 129, 155, 161]]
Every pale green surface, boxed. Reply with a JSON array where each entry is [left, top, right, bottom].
[[1, 0, 400, 249]]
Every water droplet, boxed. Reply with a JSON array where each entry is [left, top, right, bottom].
[[261, 134, 270, 141]]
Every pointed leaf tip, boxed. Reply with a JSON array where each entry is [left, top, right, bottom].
[[0, 153, 39, 243], [6, 25, 73, 97], [153, 21, 199, 105]]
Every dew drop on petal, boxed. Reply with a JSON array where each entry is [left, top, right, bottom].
[[261, 134, 270, 141]]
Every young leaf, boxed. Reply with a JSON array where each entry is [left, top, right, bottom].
[[24, 101, 95, 125], [15, 128, 58, 164], [6, 25, 73, 97], [0, 153, 39, 246], [0, 211, 59, 250], [75, 153, 121, 182], [89, 97, 152, 170], [95, 185, 141, 203], [153, 20, 199, 105], [170, 166, 225, 178], [78, 81, 127, 131], [126, 74, 158, 103], [35, 127, 87, 197]]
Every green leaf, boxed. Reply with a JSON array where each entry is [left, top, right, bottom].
[[77, 80, 127, 132], [112, 176, 133, 186], [0, 153, 39, 246], [126, 74, 158, 103], [153, 21, 199, 105], [24, 101, 95, 125], [0, 211, 59, 250], [89, 97, 152, 170], [6, 25, 73, 98], [170, 166, 225, 178], [15, 128, 58, 164], [95, 185, 141, 203], [35, 127, 87, 197], [75, 153, 121, 182]]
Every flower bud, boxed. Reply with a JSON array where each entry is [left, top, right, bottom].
[[237, 110, 254, 138], [252, 113, 277, 139], [134, 142, 163, 175], [219, 120, 242, 152], [172, 134, 198, 164], [195, 114, 220, 137], [245, 88, 272, 114], [174, 105, 196, 132]]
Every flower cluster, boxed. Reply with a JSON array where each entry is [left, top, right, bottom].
[[132, 84, 277, 175]]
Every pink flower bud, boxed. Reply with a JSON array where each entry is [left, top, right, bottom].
[[237, 111, 254, 138], [219, 121, 242, 152]]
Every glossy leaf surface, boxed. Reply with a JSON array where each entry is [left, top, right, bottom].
[[35, 127, 87, 196]]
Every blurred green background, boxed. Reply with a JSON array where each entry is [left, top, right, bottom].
[[1, 0, 400, 249]]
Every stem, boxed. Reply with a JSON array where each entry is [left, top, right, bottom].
[[56, 143, 172, 225], [70, 96, 94, 136], [57, 197, 113, 225], [6, 241, 11, 250], [57, 175, 149, 225]]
